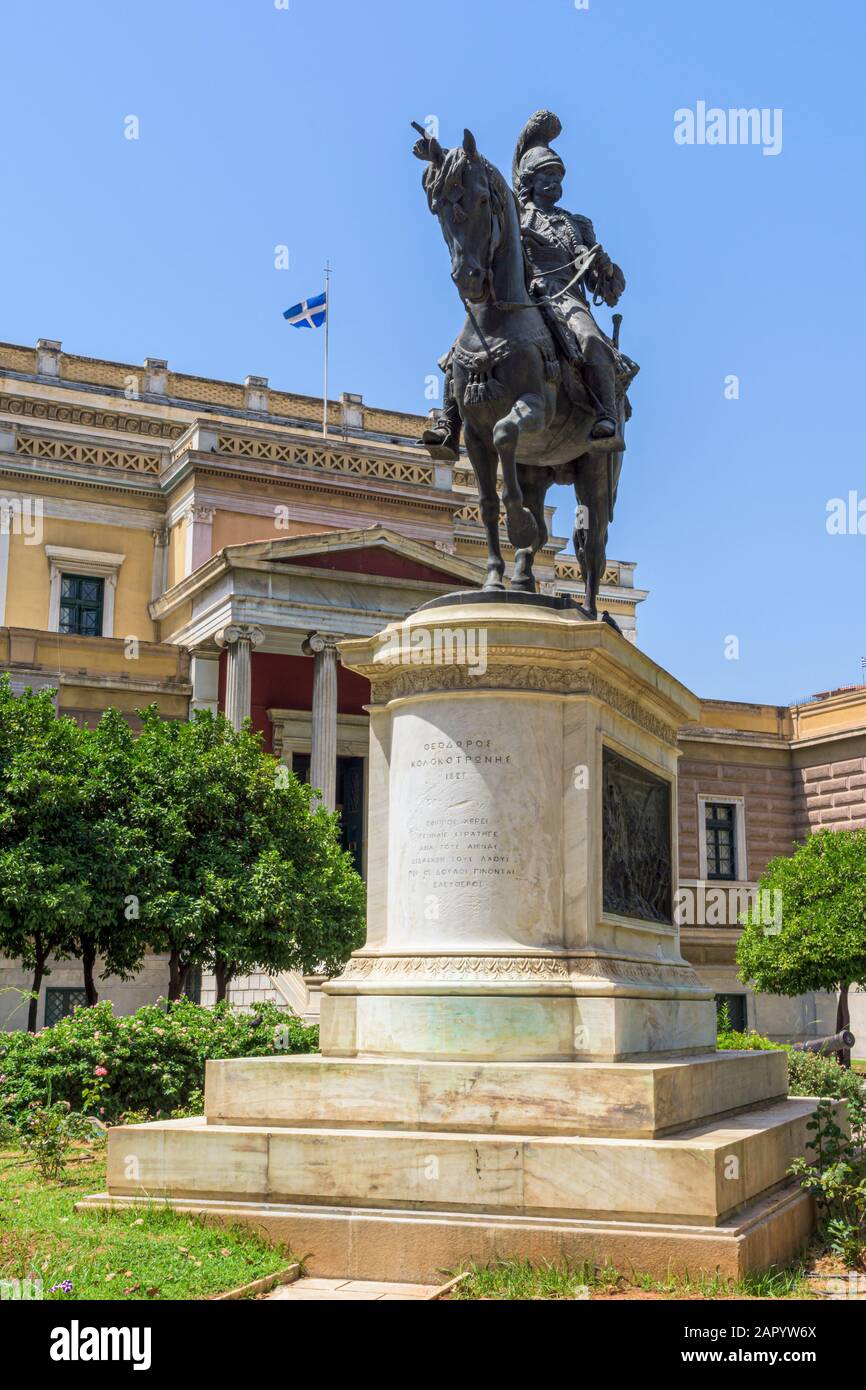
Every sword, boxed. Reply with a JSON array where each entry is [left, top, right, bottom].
[[607, 314, 624, 524]]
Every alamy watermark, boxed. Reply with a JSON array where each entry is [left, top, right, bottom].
[[0, 496, 43, 544], [378, 625, 487, 676], [826, 491, 866, 535], [674, 102, 783, 157], [675, 884, 782, 933]]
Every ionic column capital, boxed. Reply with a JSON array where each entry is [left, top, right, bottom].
[[302, 631, 340, 657], [215, 623, 266, 650]]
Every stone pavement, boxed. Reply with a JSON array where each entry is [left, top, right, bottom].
[[264, 1277, 440, 1301]]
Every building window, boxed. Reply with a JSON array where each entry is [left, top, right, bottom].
[[59, 574, 104, 636], [44, 987, 87, 1027], [183, 966, 202, 1004], [292, 752, 365, 874], [715, 993, 747, 1032], [46, 545, 125, 638], [705, 801, 737, 880]]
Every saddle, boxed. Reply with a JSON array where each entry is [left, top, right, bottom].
[[537, 296, 638, 420]]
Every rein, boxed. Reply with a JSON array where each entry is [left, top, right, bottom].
[[469, 175, 602, 312], [490, 245, 602, 312]]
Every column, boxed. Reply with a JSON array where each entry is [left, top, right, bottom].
[[184, 504, 215, 576], [215, 624, 265, 730], [189, 650, 220, 717], [302, 633, 339, 810], [151, 527, 169, 602]]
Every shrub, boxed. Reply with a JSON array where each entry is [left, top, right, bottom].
[[15, 1100, 98, 1180], [716, 1027, 783, 1052], [0, 998, 317, 1126], [717, 1023, 866, 1104], [785, 1048, 866, 1103], [790, 1092, 866, 1267]]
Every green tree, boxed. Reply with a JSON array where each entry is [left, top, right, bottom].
[[0, 677, 88, 1029], [737, 828, 866, 1067], [0, 681, 149, 1023], [75, 707, 152, 1005], [130, 706, 365, 1002]]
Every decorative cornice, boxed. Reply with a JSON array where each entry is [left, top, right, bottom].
[[215, 433, 436, 489], [14, 430, 162, 476], [0, 391, 183, 441], [360, 660, 679, 746]]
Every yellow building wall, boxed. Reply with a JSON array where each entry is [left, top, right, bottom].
[[211, 510, 341, 550], [5, 519, 156, 639], [167, 518, 187, 588]]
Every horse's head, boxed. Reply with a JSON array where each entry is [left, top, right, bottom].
[[412, 125, 508, 304]]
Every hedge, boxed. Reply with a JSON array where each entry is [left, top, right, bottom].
[[0, 998, 317, 1126], [717, 1027, 865, 1103]]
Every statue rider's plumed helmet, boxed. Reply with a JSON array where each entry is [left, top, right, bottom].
[[512, 110, 566, 205]]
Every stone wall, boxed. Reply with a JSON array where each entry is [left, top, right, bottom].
[[0, 954, 171, 1031], [793, 744, 866, 840], [678, 743, 796, 882]]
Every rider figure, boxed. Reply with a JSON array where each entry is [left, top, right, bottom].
[[421, 111, 626, 462], [515, 131, 625, 444]]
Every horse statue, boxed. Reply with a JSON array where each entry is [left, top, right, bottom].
[[412, 116, 638, 618]]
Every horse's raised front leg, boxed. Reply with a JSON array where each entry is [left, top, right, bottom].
[[464, 422, 506, 590], [512, 465, 550, 593], [492, 393, 545, 552]]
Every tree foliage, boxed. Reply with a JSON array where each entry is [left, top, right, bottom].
[[737, 828, 866, 1061], [0, 679, 90, 1028], [129, 706, 366, 1000], [0, 678, 366, 1021]]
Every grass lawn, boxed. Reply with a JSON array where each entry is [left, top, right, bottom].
[[0, 1143, 295, 1300], [446, 1258, 818, 1300]]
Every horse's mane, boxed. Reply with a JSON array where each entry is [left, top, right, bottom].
[[423, 146, 514, 229]]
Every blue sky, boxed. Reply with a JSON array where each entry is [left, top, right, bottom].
[[2, 0, 863, 704]]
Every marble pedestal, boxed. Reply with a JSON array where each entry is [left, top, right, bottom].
[[324, 599, 715, 1061], [82, 601, 817, 1280]]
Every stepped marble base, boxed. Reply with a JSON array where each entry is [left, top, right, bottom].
[[203, 1049, 787, 1138], [78, 1182, 814, 1283]]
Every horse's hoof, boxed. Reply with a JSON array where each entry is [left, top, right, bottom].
[[505, 505, 538, 552], [483, 577, 506, 592], [510, 578, 537, 594]]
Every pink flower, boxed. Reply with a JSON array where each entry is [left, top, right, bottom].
[[94, 1066, 108, 1077]]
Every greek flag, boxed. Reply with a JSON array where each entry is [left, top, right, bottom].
[[282, 292, 327, 328]]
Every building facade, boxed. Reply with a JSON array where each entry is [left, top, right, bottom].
[[1, 337, 864, 1049]]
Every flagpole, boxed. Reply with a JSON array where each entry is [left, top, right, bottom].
[[322, 261, 331, 439]]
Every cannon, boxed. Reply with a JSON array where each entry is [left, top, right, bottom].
[[791, 1029, 855, 1055]]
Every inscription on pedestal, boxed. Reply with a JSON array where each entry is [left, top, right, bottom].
[[388, 703, 561, 949], [408, 737, 519, 892], [602, 747, 672, 924]]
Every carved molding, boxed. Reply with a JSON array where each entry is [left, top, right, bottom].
[[216, 433, 435, 488], [339, 954, 702, 988], [363, 661, 677, 746], [15, 431, 162, 475], [0, 392, 183, 440]]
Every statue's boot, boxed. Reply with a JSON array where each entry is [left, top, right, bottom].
[[582, 363, 625, 453], [420, 405, 461, 462]]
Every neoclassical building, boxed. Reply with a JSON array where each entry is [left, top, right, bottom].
[[1, 337, 864, 1048]]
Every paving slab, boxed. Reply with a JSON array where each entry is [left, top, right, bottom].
[[264, 1276, 439, 1301]]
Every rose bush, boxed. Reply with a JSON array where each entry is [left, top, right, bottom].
[[0, 997, 317, 1126]]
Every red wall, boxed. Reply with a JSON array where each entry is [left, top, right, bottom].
[[218, 650, 371, 752], [279, 546, 460, 586]]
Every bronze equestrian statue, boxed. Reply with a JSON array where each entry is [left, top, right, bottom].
[[413, 111, 638, 618]]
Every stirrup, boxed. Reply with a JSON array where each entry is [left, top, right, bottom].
[[420, 426, 460, 462]]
